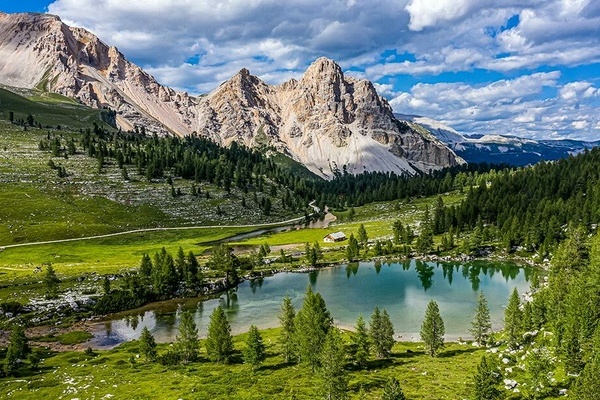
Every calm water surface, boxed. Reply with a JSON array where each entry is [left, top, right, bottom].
[[89, 259, 532, 347]]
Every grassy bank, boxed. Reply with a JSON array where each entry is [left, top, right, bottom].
[[0, 327, 488, 400]]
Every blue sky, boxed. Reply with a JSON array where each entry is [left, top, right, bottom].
[[2, 0, 600, 140]]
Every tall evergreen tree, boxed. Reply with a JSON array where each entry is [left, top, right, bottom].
[[572, 326, 600, 399], [139, 326, 157, 362], [206, 306, 234, 363], [305, 242, 322, 266], [294, 285, 332, 371], [369, 307, 395, 358], [470, 292, 492, 346], [420, 300, 445, 357], [102, 276, 111, 296], [504, 288, 522, 348], [243, 325, 266, 372], [279, 295, 296, 363], [352, 315, 370, 368], [4, 324, 29, 375], [185, 250, 200, 288], [381, 377, 406, 400], [175, 246, 186, 282], [357, 223, 368, 248], [43, 265, 61, 299], [472, 355, 502, 400], [392, 220, 403, 244], [139, 253, 153, 279], [319, 329, 348, 400], [346, 234, 360, 261], [175, 310, 199, 363], [208, 244, 239, 285]]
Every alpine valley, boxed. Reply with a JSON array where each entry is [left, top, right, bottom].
[[2, 8, 600, 400]]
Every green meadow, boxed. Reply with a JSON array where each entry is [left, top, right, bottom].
[[0, 328, 491, 400]]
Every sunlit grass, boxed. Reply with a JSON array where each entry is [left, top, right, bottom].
[[0, 327, 492, 400]]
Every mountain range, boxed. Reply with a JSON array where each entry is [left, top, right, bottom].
[[1, 11, 593, 176], [0, 12, 463, 178], [400, 115, 600, 166]]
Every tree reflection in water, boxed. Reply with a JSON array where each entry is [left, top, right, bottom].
[[219, 288, 239, 315], [346, 262, 359, 278], [415, 260, 435, 290], [249, 277, 264, 294]]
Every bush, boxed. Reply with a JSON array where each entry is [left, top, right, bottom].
[[158, 350, 182, 366]]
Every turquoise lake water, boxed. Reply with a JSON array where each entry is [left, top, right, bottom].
[[90, 259, 532, 346]]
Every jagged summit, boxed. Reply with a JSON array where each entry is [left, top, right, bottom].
[[0, 13, 463, 177], [197, 58, 463, 177]]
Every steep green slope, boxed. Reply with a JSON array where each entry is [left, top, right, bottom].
[[0, 87, 113, 130]]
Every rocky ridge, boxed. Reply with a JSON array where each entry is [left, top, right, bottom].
[[0, 12, 198, 134], [0, 12, 464, 177]]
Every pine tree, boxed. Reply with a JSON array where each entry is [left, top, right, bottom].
[[294, 285, 332, 371], [420, 300, 445, 357], [572, 326, 600, 399], [472, 355, 501, 400], [139, 253, 153, 279], [279, 295, 296, 363], [4, 324, 29, 375], [102, 276, 111, 295], [243, 325, 266, 372], [175, 310, 199, 363], [470, 292, 492, 346], [43, 265, 61, 299], [504, 288, 522, 348], [305, 242, 321, 266], [319, 329, 348, 400], [563, 319, 584, 375], [175, 246, 186, 282], [357, 223, 368, 248], [206, 306, 234, 363], [139, 326, 157, 362], [352, 315, 370, 368], [312, 241, 322, 264], [185, 250, 200, 289], [370, 307, 395, 358], [208, 244, 239, 285], [346, 234, 360, 261], [381, 377, 406, 400], [392, 220, 403, 244]]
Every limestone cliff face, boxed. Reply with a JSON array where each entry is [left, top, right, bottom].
[[0, 12, 197, 134], [196, 57, 464, 177], [0, 12, 464, 177]]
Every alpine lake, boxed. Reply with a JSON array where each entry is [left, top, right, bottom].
[[88, 259, 533, 347]]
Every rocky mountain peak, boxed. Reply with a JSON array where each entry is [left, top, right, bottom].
[[0, 12, 464, 178], [302, 57, 344, 81]]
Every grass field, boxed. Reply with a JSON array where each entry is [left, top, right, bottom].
[[237, 193, 464, 249], [0, 327, 490, 400]]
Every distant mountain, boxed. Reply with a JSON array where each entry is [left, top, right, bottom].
[[397, 114, 600, 166], [0, 12, 464, 178]]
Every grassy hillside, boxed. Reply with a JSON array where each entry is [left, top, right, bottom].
[[0, 328, 490, 400], [0, 89, 307, 247], [0, 87, 112, 130]]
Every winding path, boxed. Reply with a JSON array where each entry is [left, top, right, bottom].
[[0, 215, 308, 250]]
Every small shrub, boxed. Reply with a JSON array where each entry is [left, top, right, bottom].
[[158, 350, 182, 366]]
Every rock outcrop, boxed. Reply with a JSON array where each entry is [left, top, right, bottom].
[[0, 12, 464, 178]]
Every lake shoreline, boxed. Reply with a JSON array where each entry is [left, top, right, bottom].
[[3, 251, 536, 352]]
